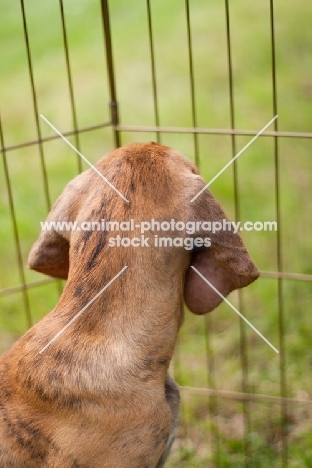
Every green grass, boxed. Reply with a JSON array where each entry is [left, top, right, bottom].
[[1, 0, 312, 466]]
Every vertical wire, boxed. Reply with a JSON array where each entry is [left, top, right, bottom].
[[0, 114, 32, 328], [20, 0, 63, 298], [173, 332, 183, 459], [59, 0, 82, 173], [269, 2, 287, 466], [204, 315, 220, 466], [201, 0, 221, 457], [225, 1, 250, 466], [146, 0, 160, 144], [185, 0, 199, 167], [20, 0, 51, 210], [100, 0, 121, 149]]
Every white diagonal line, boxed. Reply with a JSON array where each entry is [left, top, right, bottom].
[[40, 114, 129, 203], [190, 266, 279, 354], [39, 266, 128, 354], [190, 115, 278, 203]]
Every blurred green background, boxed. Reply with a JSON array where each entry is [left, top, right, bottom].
[[0, 0, 311, 466]]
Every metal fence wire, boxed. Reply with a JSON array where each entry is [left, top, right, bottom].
[[1, 1, 312, 467]]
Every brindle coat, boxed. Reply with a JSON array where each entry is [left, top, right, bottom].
[[0, 143, 259, 467]]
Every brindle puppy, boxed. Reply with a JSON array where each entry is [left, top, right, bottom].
[[0, 143, 258, 467]]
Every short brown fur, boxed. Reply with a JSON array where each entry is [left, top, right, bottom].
[[0, 143, 259, 467]]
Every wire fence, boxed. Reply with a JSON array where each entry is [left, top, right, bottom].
[[1, 1, 311, 466]]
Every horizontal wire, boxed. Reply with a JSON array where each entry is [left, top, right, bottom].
[[0, 278, 58, 297], [259, 270, 312, 281], [1, 269, 311, 298], [180, 386, 312, 405], [116, 125, 312, 139], [2, 123, 311, 155], [0, 121, 113, 154]]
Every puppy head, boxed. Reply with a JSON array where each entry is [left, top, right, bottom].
[[28, 142, 259, 312]]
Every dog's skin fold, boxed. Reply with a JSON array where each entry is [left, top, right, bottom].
[[0, 142, 259, 467]]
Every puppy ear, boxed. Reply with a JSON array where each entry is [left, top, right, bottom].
[[28, 172, 88, 279], [184, 187, 259, 314]]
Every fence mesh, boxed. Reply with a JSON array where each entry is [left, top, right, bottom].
[[1, 1, 312, 466]]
